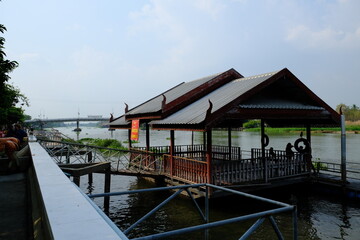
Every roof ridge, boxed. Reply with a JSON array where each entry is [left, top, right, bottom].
[[234, 70, 280, 82]]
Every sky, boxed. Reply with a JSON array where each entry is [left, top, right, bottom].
[[1, 0, 359, 119]]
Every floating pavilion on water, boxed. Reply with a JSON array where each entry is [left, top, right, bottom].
[[109, 68, 340, 193]]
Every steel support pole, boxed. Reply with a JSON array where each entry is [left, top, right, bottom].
[[87, 151, 93, 184], [239, 217, 265, 240], [341, 114, 347, 183], [206, 130, 212, 184], [145, 122, 150, 151], [228, 127, 232, 161], [170, 130, 175, 177], [261, 119, 267, 182], [104, 165, 111, 214], [73, 176, 80, 186], [205, 185, 210, 240], [306, 124, 311, 144]]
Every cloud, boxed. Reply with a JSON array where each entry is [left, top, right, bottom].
[[192, 0, 226, 19], [284, 0, 360, 50], [286, 25, 360, 50]]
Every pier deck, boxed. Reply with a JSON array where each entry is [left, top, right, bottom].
[[0, 172, 29, 240]]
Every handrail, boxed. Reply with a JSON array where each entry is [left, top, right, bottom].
[[88, 183, 298, 240], [313, 161, 360, 180], [28, 138, 128, 240]]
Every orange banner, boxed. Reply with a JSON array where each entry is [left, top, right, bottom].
[[130, 119, 140, 141]]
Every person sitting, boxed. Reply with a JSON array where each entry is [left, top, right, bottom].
[[14, 124, 28, 146]]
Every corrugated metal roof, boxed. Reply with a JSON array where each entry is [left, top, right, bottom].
[[126, 71, 229, 116], [151, 70, 280, 126], [239, 100, 325, 110], [108, 115, 129, 127]]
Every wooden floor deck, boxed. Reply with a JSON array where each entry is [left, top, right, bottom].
[[0, 172, 30, 240]]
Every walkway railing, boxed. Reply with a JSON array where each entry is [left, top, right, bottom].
[[313, 161, 360, 180], [89, 183, 298, 240], [38, 139, 312, 185], [37, 139, 162, 175]]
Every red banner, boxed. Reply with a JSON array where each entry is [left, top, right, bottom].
[[130, 120, 140, 141]]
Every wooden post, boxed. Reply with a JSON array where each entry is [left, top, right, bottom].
[[66, 147, 70, 164], [73, 175, 80, 187], [206, 130, 212, 184], [261, 119, 267, 182], [87, 151, 93, 184], [306, 124, 311, 144], [128, 129, 132, 149], [203, 131, 206, 159], [306, 124, 313, 172], [228, 127, 232, 161], [170, 130, 175, 177], [104, 164, 111, 214], [146, 122, 150, 151]]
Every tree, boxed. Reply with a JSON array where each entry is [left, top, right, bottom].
[[336, 103, 360, 122], [0, 24, 29, 126]]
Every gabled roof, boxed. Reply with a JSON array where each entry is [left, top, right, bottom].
[[108, 115, 130, 129], [150, 68, 340, 130], [124, 68, 243, 120]]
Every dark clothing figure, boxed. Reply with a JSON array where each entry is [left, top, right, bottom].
[[5, 125, 16, 138], [7, 124, 27, 144], [14, 124, 27, 143], [269, 147, 276, 158], [285, 143, 294, 160]]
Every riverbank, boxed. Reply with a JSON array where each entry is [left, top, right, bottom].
[[244, 123, 360, 134]]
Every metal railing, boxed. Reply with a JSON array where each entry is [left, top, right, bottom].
[[37, 139, 162, 175], [313, 161, 360, 180], [88, 183, 298, 240]]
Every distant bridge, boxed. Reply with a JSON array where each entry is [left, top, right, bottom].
[[25, 117, 109, 124], [25, 117, 110, 130]]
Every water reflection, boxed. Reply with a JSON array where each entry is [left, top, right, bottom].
[[62, 127, 360, 239]]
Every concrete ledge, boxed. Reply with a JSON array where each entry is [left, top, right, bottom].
[[29, 141, 128, 240]]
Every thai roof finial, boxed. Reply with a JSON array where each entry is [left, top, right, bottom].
[[161, 94, 167, 111], [124, 103, 129, 113], [205, 100, 213, 119]]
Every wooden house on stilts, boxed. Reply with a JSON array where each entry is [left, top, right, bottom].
[[109, 68, 340, 193]]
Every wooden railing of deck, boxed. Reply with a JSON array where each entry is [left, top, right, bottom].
[[212, 158, 264, 185], [251, 148, 310, 178], [133, 145, 242, 161], [162, 154, 208, 184], [212, 149, 310, 185]]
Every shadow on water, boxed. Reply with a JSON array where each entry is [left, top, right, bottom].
[[80, 174, 360, 240]]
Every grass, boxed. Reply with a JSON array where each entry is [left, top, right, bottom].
[[243, 122, 360, 134], [77, 138, 127, 150]]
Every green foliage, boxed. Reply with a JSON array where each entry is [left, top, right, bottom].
[[312, 161, 328, 171], [243, 120, 261, 128], [78, 138, 125, 150], [61, 138, 77, 143], [0, 24, 28, 126], [336, 103, 360, 121]]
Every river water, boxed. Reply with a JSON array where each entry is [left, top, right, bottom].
[[55, 127, 360, 239]]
